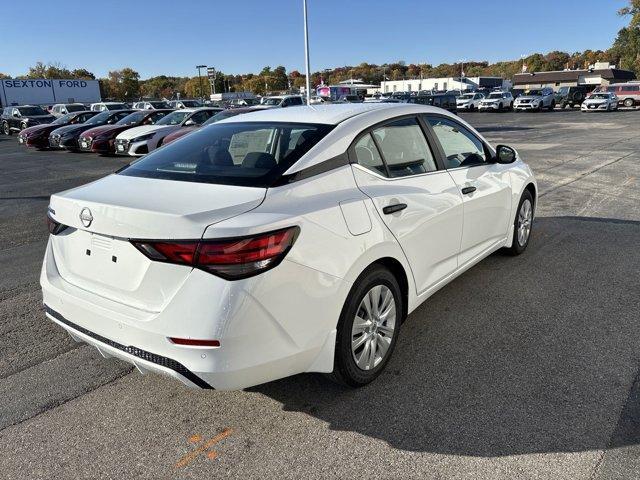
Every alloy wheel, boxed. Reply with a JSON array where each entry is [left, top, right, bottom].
[[517, 199, 533, 247], [351, 285, 396, 371]]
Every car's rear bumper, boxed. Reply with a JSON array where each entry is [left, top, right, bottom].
[[40, 237, 343, 390], [44, 305, 212, 388]]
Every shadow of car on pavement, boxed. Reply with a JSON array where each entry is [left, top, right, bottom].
[[252, 216, 640, 457]]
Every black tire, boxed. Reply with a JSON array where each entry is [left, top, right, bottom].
[[468, 104, 474, 111], [20, 122, 28, 131], [498, 102, 503, 111], [624, 98, 635, 108], [329, 265, 404, 387], [2, 121, 11, 135], [505, 190, 534, 256], [548, 100, 555, 111]]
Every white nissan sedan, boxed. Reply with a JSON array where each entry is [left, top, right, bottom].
[[41, 104, 537, 390]]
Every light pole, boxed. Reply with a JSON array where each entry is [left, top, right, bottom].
[[196, 65, 206, 100], [303, 0, 311, 104]]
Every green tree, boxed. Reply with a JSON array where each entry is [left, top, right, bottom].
[[105, 68, 140, 100], [71, 68, 95, 80]]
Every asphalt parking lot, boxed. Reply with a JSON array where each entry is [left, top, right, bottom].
[[1, 109, 639, 480]]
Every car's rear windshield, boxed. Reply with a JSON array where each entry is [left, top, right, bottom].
[[105, 103, 126, 110], [66, 104, 86, 112], [119, 121, 334, 187]]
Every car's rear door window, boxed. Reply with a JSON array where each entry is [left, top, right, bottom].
[[371, 117, 437, 177], [353, 133, 386, 176], [119, 122, 333, 187]]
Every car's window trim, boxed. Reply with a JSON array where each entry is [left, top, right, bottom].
[[422, 113, 495, 171]]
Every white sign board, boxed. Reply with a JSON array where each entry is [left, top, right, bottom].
[[0, 79, 101, 106]]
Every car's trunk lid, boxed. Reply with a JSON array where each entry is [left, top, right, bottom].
[[48, 174, 266, 310]]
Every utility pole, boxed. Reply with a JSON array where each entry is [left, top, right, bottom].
[[303, 0, 311, 105], [196, 65, 206, 100]]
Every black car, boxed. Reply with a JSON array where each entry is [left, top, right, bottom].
[[48, 109, 135, 151], [555, 86, 593, 109], [407, 94, 458, 113], [1, 105, 56, 135]]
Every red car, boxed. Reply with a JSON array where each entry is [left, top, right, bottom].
[[78, 109, 173, 154], [161, 107, 263, 146], [18, 111, 98, 149]]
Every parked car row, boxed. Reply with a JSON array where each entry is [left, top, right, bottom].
[[372, 82, 640, 113], [8, 105, 273, 157]]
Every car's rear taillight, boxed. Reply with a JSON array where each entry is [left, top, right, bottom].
[[46, 214, 68, 235], [131, 227, 299, 280]]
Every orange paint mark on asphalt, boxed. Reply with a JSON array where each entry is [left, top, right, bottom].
[[188, 434, 202, 444], [175, 428, 233, 468]]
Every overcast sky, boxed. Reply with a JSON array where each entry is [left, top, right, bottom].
[[2, 0, 630, 78]]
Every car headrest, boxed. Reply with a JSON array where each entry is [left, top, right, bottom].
[[202, 146, 233, 167], [242, 152, 277, 169]]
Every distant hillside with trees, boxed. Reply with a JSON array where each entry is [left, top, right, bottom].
[[2, 1, 640, 99]]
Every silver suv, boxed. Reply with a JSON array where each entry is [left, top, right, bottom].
[[513, 88, 556, 111]]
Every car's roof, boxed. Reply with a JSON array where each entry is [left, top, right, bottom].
[[217, 103, 441, 125]]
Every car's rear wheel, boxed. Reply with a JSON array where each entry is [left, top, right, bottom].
[[548, 100, 555, 111], [505, 190, 534, 255], [329, 265, 403, 387], [624, 98, 634, 108], [2, 121, 11, 135], [20, 122, 27, 131]]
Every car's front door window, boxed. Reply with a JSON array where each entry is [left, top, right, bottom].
[[426, 116, 487, 169]]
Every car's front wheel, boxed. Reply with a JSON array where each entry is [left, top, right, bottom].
[[505, 190, 534, 255], [329, 265, 403, 387], [2, 121, 11, 135], [624, 98, 635, 108]]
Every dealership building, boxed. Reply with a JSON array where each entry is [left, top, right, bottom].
[[380, 76, 510, 93], [512, 64, 636, 89]]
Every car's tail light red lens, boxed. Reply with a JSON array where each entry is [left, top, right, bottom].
[[131, 227, 299, 280], [46, 214, 68, 235], [134, 241, 198, 264]]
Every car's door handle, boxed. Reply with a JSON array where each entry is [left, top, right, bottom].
[[382, 203, 407, 215], [461, 186, 477, 195]]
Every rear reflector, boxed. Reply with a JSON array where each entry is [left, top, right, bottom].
[[169, 337, 220, 347], [131, 226, 300, 280]]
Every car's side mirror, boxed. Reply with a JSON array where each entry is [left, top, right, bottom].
[[495, 145, 517, 164], [13, 113, 20, 118], [184, 119, 196, 126]]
